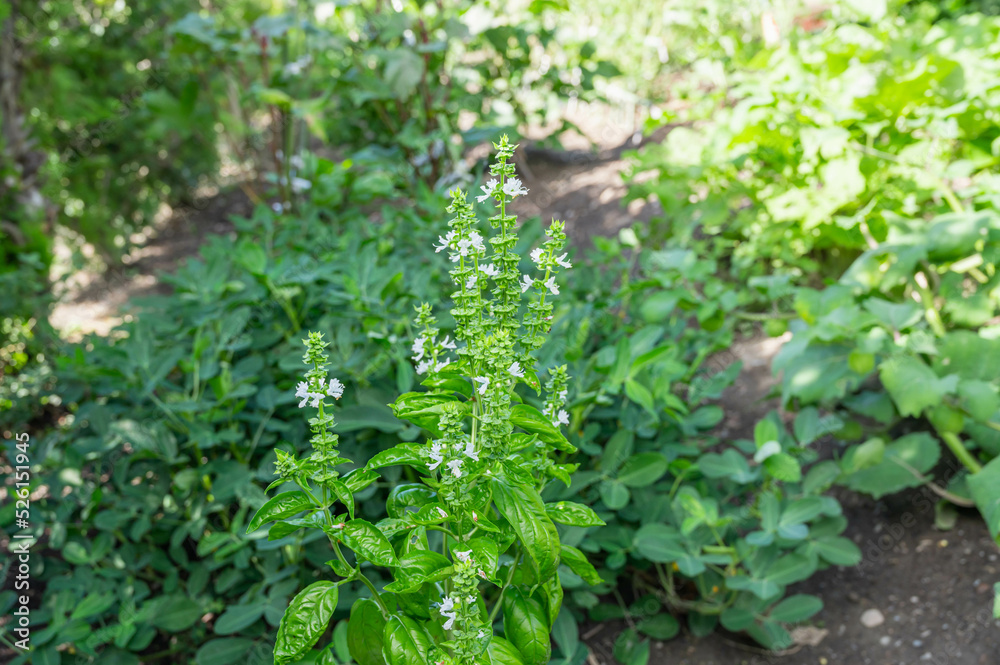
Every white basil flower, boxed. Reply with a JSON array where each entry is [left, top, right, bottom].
[[412, 336, 427, 361], [428, 441, 445, 470], [447, 459, 463, 477], [520, 275, 534, 293], [474, 376, 490, 395], [480, 263, 500, 277], [530, 248, 545, 266], [544, 276, 559, 295], [554, 409, 569, 427], [555, 253, 572, 268], [454, 550, 472, 563], [468, 231, 485, 253], [294, 381, 312, 408], [416, 360, 432, 375], [440, 596, 458, 630], [508, 361, 524, 378], [465, 275, 477, 290], [434, 231, 455, 253], [502, 177, 528, 198], [476, 179, 499, 203], [326, 378, 344, 399], [463, 439, 479, 461]]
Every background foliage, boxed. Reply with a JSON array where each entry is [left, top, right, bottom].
[[2, 0, 1000, 663]]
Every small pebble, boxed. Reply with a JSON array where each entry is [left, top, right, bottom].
[[861, 609, 885, 628], [910, 596, 919, 604], [913, 640, 923, 647], [880, 636, 891, 646]]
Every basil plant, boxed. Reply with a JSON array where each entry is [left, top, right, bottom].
[[248, 137, 604, 665]]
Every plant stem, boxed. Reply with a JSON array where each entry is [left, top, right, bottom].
[[940, 431, 983, 474]]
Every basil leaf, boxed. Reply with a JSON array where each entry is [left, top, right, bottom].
[[347, 598, 387, 665], [545, 501, 605, 527], [491, 477, 560, 580], [246, 491, 313, 534], [559, 545, 602, 586], [274, 581, 339, 665], [382, 615, 434, 665], [502, 587, 551, 665], [341, 519, 399, 567]]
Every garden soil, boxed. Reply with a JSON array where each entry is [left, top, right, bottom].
[[48, 102, 1000, 665]]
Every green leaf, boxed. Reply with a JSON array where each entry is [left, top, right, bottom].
[[503, 588, 551, 665], [769, 595, 823, 623], [958, 379, 1000, 423], [632, 524, 685, 563], [636, 613, 679, 640], [625, 379, 658, 416], [842, 432, 941, 498], [366, 442, 426, 470], [601, 431, 634, 472], [214, 602, 265, 634], [383, 49, 425, 98], [698, 449, 754, 482], [599, 479, 630, 510], [247, 491, 313, 534], [341, 520, 399, 567], [383, 616, 434, 665], [763, 453, 801, 482], [793, 407, 843, 446], [151, 595, 201, 632], [545, 501, 605, 527], [491, 477, 560, 580], [275, 581, 340, 665], [348, 598, 387, 665], [559, 545, 603, 585], [813, 536, 862, 566], [390, 392, 466, 435], [488, 636, 527, 664], [765, 553, 815, 587], [70, 592, 115, 621], [511, 403, 576, 452], [453, 537, 491, 583], [841, 438, 885, 474], [720, 607, 755, 632], [196, 638, 255, 665], [880, 357, 955, 417], [639, 291, 680, 323], [552, 608, 579, 659], [617, 452, 669, 488], [754, 419, 779, 448], [385, 550, 452, 593], [779, 497, 824, 528], [968, 455, 1000, 543]]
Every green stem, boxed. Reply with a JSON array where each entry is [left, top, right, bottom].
[[913, 276, 946, 337], [940, 431, 983, 474]]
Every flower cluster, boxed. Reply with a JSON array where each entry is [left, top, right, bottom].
[[436, 549, 489, 660], [542, 365, 570, 429], [275, 332, 348, 485]]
